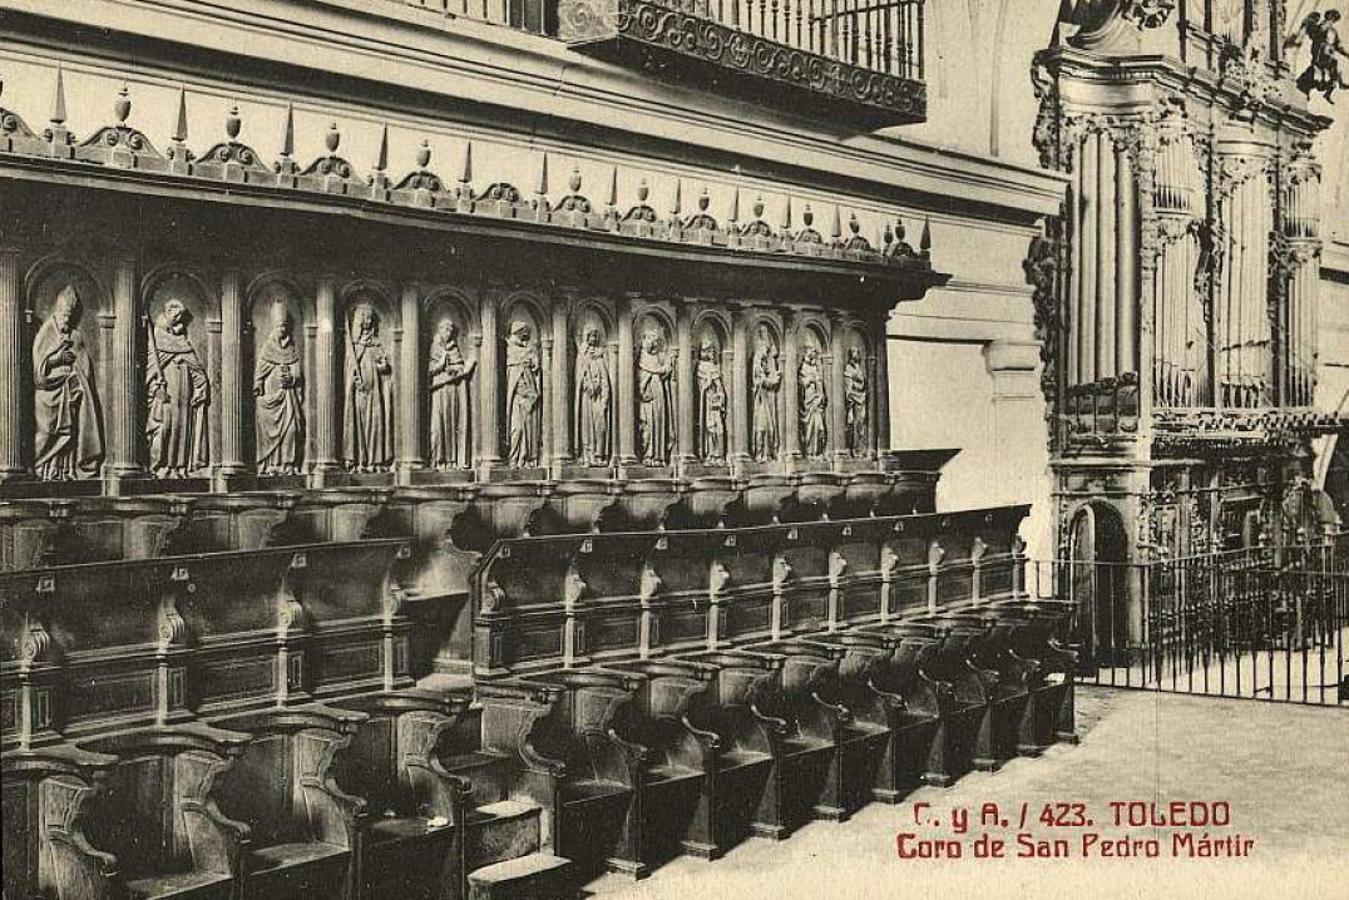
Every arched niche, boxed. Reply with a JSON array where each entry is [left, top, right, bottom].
[[142, 267, 218, 478], [247, 274, 309, 476], [571, 301, 615, 468], [633, 309, 676, 467], [424, 289, 478, 472], [339, 282, 398, 473], [692, 311, 731, 465], [501, 295, 546, 469], [747, 315, 784, 464], [24, 259, 110, 480]]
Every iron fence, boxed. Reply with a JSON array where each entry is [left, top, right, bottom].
[[1028, 534, 1348, 705]]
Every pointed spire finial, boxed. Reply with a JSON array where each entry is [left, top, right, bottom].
[[114, 84, 131, 124], [781, 195, 792, 230], [51, 66, 67, 125], [606, 166, 618, 208], [225, 103, 241, 141], [280, 103, 295, 158], [374, 123, 389, 171], [670, 178, 682, 216], [728, 187, 741, 223], [535, 151, 549, 196], [830, 205, 842, 240], [459, 139, 473, 185], [920, 216, 932, 253], [172, 87, 189, 143]]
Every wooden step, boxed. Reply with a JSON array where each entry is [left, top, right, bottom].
[[468, 800, 542, 869], [468, 853, 573, 900]]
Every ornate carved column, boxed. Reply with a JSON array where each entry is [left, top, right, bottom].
[[477, 291, 501, 476], [729, 305, 751, 473], [550, 298, 571, 474], [217, 269, 245, 483], [781, 312, 800, 468], [617, 297, 637, 467], [107, 255, 142, 487], [829, 315, 847, 470], [397, 283, 423, 482], [873, 313, 891, 457], [311, 276, 340, 478], [0, 249, 23, 480], [676, 300, 696, 472]]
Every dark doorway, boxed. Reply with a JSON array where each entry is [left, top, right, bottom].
[[1067, 503, 1130, 668]]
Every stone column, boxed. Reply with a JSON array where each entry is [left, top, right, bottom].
[[873, 313, 892, 458], [107, 255, 142, 487], [311, 276, 341, 478], [829, 317, 847, 470], [0, 250, 23, 480], [729, 305, 751, 473], [781, 312, 800, 468], [397, 283, 423, 483], [550, 299, 571, 475], [675, 300, 696, 472], [218, 269, 245, 482], [477, 292, 500, 477], [617, 297, 637, 467]]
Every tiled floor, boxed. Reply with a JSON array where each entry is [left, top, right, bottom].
[[584, 688, 1349, 900]]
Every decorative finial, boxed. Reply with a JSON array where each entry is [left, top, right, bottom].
[[114, 84, 131, 124], [324, 121, 340, 154], [637, 178, 649, 203], [728, 187, 740, 223], [883, 220, 894, 248], [416, 138, 431, 169], [50, 66, 67, 125], [280, 103, 295, 158], [606, 165, 618, 208], [172, 87, 189, 143], [670, 178, 682, 216], [781, 195, 792, 230], [698, 186, 710, 212], [569, 165, 582, 194], [802, 203, 814, 228], [535, 151, 549, 196], [458, 139, 473, 185], [752, 194, 765, 219], [895, 215, 906, 242], [920, 216, 932, 253], [373, 123, 389, 171], [848, 212, 860, 235], [830, 205, 842, 240], [225, 103, 241, 141]]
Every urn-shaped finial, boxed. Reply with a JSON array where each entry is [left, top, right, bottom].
[[417, 138, 431, 169], [324, 121, 340, 154], [225, 104, 242, 140], [114, 84, 132, 124]]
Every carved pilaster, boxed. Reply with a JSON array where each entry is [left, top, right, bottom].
[[310, 277, 341, 480], [829, 315, 848, 470], [675, 300, 696, 471], [872, 314, 891, 456], [551, 298, 572, 474], [477, 292, 501, 475], [398, 283, 423, 480], [617, 297, 637, 468], [781, 312, 800, 467], [0, 248, 22, 480], [217, 269, 245, 481], [107, 255, 142, 486], [729, 305, 751, 472]]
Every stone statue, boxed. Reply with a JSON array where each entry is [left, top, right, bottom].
[[844, 346, 868, 456], [573, 325, 611, 466], [342, 303, 394, 472], [799, 345, 827, 458], [637, 327, 674, 466], [695, 340, 726, 462], [146, 298, 210, 478], [505, 320, 542, 467], [428, 318, 475, 470], [1287, 10, 1349, 101], [751, 324, 781, 462], [32, 285, 103, 480], [254, 301, 305, 475]]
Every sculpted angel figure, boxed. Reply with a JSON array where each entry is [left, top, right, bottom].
[[751, 324, 782, 462], [428, 319, 475, 470], [695, 340, 727, 462], [146, 298, 210, 478], [844, 346, 868, 455], [343, 303, 395, 472], [573, 325, 612, 467], [505, 320, 542, 467], [32, 285, 103, 480], [798, 344, 827, 458], [1286, 10, 1349, 101], [254, 301, 305, 475], [637, 328, 675, 466]]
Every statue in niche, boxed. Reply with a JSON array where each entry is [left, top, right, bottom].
[[1286, 10, 1349, 101], [254, 301, 305, 475], [695, 339, 727, 462], [505, 319, 542, 467], [751, 324, 781, 462], [798, 344, 827, 458], [637, 326, 674, 466], [843, 346, 869, 456], [146, 298, 210, 478], [342, 303, 394, 472], [428, 319, 475, 470], [573, 324, 611, 466], [32, 285, 103, 480]]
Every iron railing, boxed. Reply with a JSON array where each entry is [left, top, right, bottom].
[[1029, 534, 1348, 705]]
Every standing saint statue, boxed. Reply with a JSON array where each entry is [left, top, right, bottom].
[[146, 298, 210, 478], [798, 345, 827, 458], [695, 340, 726, 462], [505, 320, 542, 468], [573, 325, 612, 467], [751, 325, 782, 462], [32, 285, 103, 480], [637, 327, 674, 466], [254, 302, 305, 475], [843, 346, 869, 456], [342, 303, 395, 472], [428, 319, 475, 470]]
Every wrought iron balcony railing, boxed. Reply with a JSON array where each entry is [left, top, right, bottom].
[[366, 0, 927, 127]]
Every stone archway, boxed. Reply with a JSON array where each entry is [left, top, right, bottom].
[[1067, 500, 1130, 668]]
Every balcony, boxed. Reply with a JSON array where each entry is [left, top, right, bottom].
[[378, 0, 927, 128]]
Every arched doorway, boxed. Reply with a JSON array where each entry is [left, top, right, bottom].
[[1067, 502, 1130, 668]]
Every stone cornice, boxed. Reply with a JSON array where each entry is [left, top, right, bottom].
[[0, 0, 1067, 221]]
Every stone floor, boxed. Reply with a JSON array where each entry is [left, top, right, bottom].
[[584, 688, 1349, 900]]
